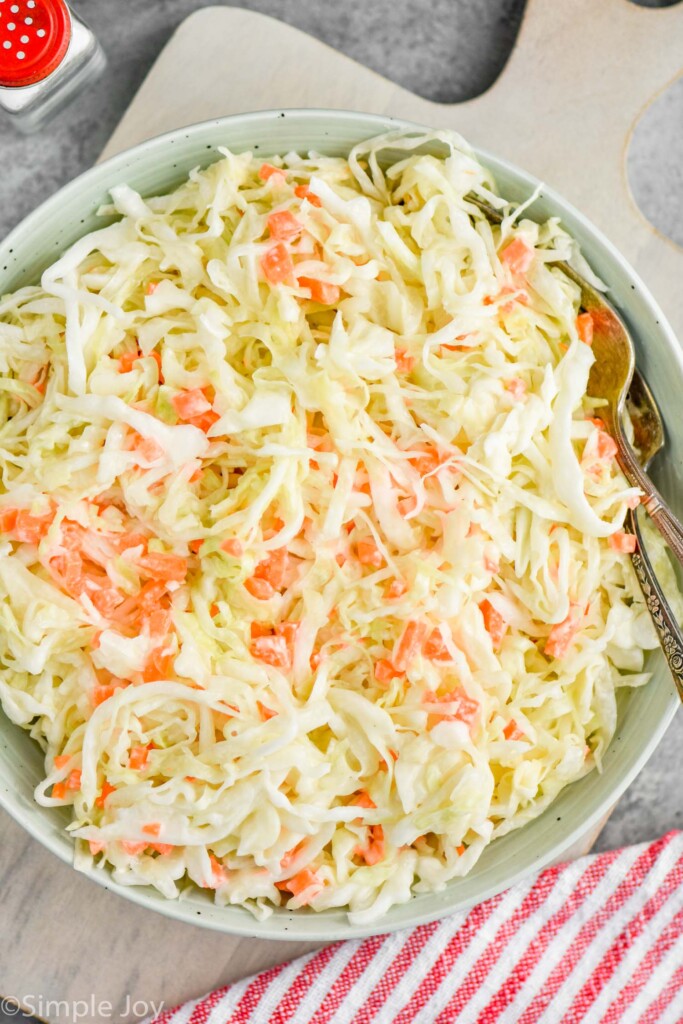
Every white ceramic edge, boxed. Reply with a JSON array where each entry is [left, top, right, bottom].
[[0, 108, 679, 941]]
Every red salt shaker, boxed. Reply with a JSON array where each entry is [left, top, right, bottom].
[[0, 0, 105, 132]]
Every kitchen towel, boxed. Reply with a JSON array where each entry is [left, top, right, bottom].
[[150, 830, 683, 1024]]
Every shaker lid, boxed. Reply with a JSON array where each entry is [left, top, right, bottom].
[[0, 0, 71, 88]]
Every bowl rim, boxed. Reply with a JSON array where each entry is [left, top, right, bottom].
[[0, 106, 680, 941]]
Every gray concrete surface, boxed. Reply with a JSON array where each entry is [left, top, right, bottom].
[[0, 0, 680, 874]]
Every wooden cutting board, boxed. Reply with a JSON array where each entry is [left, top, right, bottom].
[[3, 3, 682, 1021]]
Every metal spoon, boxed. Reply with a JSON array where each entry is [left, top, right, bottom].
[[549, 270, 683, 699], [469, 194, 683, 563], [574, 275, 683, 568], [626, 371, 683, 700], [470, 195, 683, 699]]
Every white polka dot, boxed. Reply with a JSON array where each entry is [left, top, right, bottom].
[[27, 0, 35, 7], [10, 3, 18, 10], [16, 49, 24, 58], [7, 20, 15, 28], [24, 15, 31, 23], [2, 39, 10, 48], [19, 33, 27, 41]]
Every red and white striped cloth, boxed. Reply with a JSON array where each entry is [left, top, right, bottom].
[[151, 831, 683, 1024]]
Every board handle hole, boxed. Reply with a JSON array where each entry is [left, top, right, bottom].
[[627, 0, 682, 8]]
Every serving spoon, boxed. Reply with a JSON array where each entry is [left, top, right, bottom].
[[470, 195, 683, 563], [470, 195, 683, 699], [626, 373, 683, 700]]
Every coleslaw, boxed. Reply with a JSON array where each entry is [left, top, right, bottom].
[[0, 129, 664, 923]]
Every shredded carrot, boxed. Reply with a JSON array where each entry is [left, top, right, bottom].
[[353, 790, 376, 809], [258, 163, 286, 182], [479, 599, 507, 648], [384, 578, 407, 600], [423, 628, 451, 662], [1, 508, 54, 544], [608, 531, 637, 554], [250, 621, 272, 639], [297, 276, 340, 305], [456, 844, 466, 856], [374, 658, 402, 686], [92, 684, 118, 707], [141, 822, 161, 837], [280, 843, 304, 872], [411, 447, 441, 476], [576, 312, 594, 346], [150, 843, 174, 856], [484, 553, 500, 575], [245, 577, 276, 600], [294, 184, 322, 207], [136, 436, 165, 462], [394, 348, 415, 374], [221, 538, 243, 557], [354, 825, 385, 866], [275, 621, 299, 648], [0, 508, 18, 534], [275, 867, 322, 900], [128, 745, 150, 770], [189, 409, 220, 433], [172, 388, 212, 421], [499, 237, 534, 274], [398, 496, 417, 518], [257, 699, 278, 721], [119, 349, 140, 373], [136, 552, 188, 582], [582, 425, 618, 472], [267, 210, 302, 241], [545, 603, 583, 659], [54, 754, 71, 769], [146, 608, 171, 640], [254, 547, 289, 589], [208, 853, 229, 886], [141, 647, 174, 683], [121, 841, 147, 856], [503, 720, 525, 741], [89, 840, 106, 855], [52, 781, 67, 800], [504, 377, 527, 400], [392, 620, 428, 673], [260, 243, 294, 285], [95, 781, 116, 808], [66, 769, 82, 790], [250, 634, 290, 669], [423, 688, 479, 724], [357, 538, 383, 568]]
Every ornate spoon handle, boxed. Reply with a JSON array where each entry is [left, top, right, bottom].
[[629, 508, 683, 702], [614, 421, 683, 568]]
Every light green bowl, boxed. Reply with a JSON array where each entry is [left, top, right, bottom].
[[0, 110, 679, 940]]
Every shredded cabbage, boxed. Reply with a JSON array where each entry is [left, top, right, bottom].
[[0, 129, 664, 922]]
